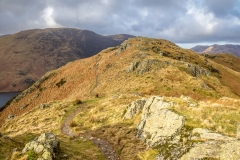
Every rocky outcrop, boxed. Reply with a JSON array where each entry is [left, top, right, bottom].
[[115, 40, 132, 55], [124, 96, 192, 159], [126, 59, 159, 74], [185, 63, 211, 77], [123, 99, 146, 119], [181, 140, 240, 160], [181, 127, 240, 159], [124, 96, 240, 160], [192, 128, 234, 141], [22, 132, 60, 160]]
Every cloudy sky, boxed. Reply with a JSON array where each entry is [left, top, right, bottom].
[[0, 0, 240, 48]]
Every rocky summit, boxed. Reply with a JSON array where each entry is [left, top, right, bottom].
[[0, 36, 240, 159]]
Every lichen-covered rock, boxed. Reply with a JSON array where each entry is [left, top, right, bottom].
[[124, 96, 184, 148], [185, 64, 211, 77], [124, 96, 240, 159], [192, 128, 234, 141], [115, 41, 131, 55], [22, 132, 59, 160], [137, 109, 184, 146], [180, 140, 240, 160], [124, 96, 192, 159], [123, 99, 146, 119], [126, 59, 159, 74]]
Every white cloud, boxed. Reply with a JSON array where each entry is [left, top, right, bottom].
[[41, 6, 62, 27], [0, 0, 240, 45]]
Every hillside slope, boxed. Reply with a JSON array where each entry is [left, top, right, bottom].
[[192, 44, 240, 57], [201, 53, 240, 72], [1, 37, 240, 159], [1, 36, 240, 125], [0, 28, 134, 92]]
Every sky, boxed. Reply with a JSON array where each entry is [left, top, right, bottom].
[[0, 0, 240, 48]]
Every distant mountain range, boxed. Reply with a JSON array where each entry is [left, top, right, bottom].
[[191, 44, 240, 57], [0, 28, 134, 92]]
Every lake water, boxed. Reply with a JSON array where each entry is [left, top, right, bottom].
[[0, 92, 19, 108]]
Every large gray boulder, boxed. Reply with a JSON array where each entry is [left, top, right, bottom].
[[136, 96, 183, 147], [124, 96, 191, 159], [181, 140, 240, 160], [124, 96, 182, 147], [22, 132, 60, 160]]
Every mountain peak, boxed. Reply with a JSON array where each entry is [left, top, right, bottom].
[[192, 44, 240, 57]]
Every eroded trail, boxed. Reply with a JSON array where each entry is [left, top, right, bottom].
[[61, 105, 119, 160], [90, 55, 101, 96]]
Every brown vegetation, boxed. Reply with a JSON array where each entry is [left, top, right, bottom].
[[0, 28, 133, 92]]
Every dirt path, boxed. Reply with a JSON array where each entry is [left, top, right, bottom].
[[90, 56, 101, 96], [61, 105, 119, 160]]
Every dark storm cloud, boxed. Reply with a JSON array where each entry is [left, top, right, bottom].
[[0, 0, 46, 34], [0, 0, 240, 46], [202, 0, 240, 17]]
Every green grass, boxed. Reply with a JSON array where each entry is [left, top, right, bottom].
[[57, 136, 105, 160], [172, 99, 240, 136]]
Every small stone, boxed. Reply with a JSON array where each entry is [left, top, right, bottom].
[[39, 103, 49, 109], [7, 114, 14, 120], [12, 148, 18, 153]]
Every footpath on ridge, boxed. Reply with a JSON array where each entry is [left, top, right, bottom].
[[61, 104, 119, 160]]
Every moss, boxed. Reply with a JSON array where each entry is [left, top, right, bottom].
[[27, 150, 38, 160]]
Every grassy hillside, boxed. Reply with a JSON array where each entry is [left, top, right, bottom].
[[1, 37, 240, 159], [0, 28, 133, 92]]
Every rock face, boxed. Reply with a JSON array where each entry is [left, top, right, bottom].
[[182, 127, 240, 159], [124, 96, 240, 160], [126, 59, 159, 74], [192, 128, 234, 141], [22, 132, 60, 160], [185, 64, 211, 77], [181, 141, 240, 160], [136, 97, 182, 147], [124, 96, 192, 159], [123, 99, 146, 119]]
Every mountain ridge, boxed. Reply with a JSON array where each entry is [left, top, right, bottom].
[[191, 44, 240, 57]]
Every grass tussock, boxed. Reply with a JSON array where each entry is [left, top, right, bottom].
[[172, 97, 240, 136], [1, 100, 76, 137]]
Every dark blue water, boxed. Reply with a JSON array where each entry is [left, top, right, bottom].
[[0, 92, 19, 108]]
